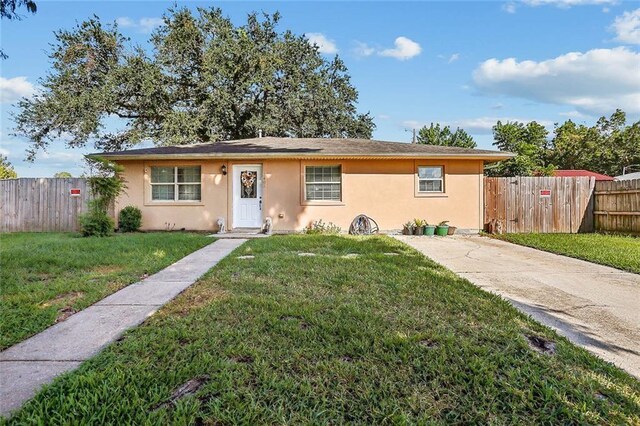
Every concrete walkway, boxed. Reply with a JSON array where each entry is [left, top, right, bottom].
[[0, 238, 246, 416], [395, 235, 640, 378]]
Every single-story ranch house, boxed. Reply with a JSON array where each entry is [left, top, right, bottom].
[[94, 137, 513, 233]]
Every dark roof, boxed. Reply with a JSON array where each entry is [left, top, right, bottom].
[[553, 169, 614, 181], [91, 137, 513, 160]]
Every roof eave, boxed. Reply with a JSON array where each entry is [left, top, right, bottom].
[[86, 152, 516, 161]]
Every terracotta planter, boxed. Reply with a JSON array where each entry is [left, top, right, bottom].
[[447, 226, 457, 235], [436, 225, 449, 236], [414, 226, 424, 235], [423, 225, 436, 236]]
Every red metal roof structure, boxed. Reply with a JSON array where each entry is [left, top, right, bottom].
[[553, 169, 614, 181]]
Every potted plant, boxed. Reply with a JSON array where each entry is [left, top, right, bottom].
[[447, 225, 457, 235], [413, 218, 425, 235], [423, 221, 436, 236], [436, 220, 450, 236], [402, 221, 414, 235]]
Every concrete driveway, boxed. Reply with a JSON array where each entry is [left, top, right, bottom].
[[395, 234, 640, 378]]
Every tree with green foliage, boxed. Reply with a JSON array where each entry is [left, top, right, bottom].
[[14, 7, 375, 160], [0, 154, 18, 179], [487, 120, 554, 177], [416, 123, 476, 148], [53, 171, 72, 178], [79, 158, 125, 237], [488, 110, 639, 177], [548, 110, 639, 177]]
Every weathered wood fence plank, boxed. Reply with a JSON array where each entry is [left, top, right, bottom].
[[594, 179, 640, 234], [0, 178, 94, 232], [484, 176, 595, 233]]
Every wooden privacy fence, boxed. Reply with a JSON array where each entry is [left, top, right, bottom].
[[594, 179, 640, 235], [1, 178, 93, 232], [484, 177, 595, 233]]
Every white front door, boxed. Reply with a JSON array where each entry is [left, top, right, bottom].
[[233, 165, 263, 228]]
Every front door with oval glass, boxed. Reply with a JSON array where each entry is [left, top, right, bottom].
[[232, 165, 263, 228]]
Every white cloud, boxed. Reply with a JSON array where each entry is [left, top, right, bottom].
[[353, 41, 375, 57], [448, 53, 460, 63], [559, 110, 590, 119], [139, 18, 164, 33], [0, 131, 90, 177], [473, 47, 640, 115], [521, 0, 616, 7], [455, 117, 554, 133], [352, 37, 421, 60], [116, 16, 163, 34], [503, 2, 518, 13], [401, 117, 553, 134], [115, 16, 134, 27], [491, 103, 504, 110], [611, 9, 640, 44], [504, 0, 616, 13], [379, 37, 422, 60], [0, 76, 35, 104], [306, 33, 338, 54]]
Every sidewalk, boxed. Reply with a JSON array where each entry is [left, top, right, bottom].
[[0, 238, 246, 416]]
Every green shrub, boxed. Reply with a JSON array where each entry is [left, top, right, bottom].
[[118, 206, 142, 232], [79, 211, 114, 237], [79, 158, 125, 238], [304, 219, 341, 235]]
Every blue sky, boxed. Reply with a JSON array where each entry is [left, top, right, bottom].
[[1, 0, 639, 177]]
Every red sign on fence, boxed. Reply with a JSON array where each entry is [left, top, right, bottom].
[[540, 189, 551, 197], [69, 188, 81, 197]]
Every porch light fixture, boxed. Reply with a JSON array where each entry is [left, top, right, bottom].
[[221, 164, 227, 175]]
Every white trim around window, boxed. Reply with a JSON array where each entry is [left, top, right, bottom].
[[416, 165, 445, 194], [301, 164, 343, 205], [150, 166, 202, 202]]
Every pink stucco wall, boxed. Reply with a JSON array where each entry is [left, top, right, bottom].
[[115, 158, 485, 232]]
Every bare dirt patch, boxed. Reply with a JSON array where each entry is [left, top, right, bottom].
[[152, 376, 210, 411], [230, 355, 254, 364], [40, 291, 85, 308], [55, 307, 78, 323], [279, 315, 310, 329], [164, 285, 230, 317], [526, 335, 556, 355], [418, 339, 438, 349], [280, 315, 303, 321]]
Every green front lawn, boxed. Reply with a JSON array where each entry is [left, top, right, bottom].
[[0, 232, 212, 350], [8, 235, 639, 424], [493, 233, 640, 274]]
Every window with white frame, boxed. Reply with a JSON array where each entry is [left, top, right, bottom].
[[150, 166, 201, 201], [417, 166, 444, 193], [305, 165, 342, 201]]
